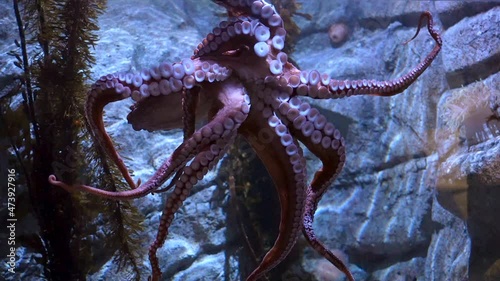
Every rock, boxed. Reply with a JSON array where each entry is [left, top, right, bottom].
[[442, 7, 500, 88], [425, 200, 470, 281], [172, 252, 230, 281]]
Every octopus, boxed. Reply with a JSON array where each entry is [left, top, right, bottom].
[[48, 1, 442, 280]]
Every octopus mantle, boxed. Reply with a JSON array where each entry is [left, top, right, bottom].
[[49, 1, 442, 280]]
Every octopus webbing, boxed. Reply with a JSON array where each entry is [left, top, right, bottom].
[[48, 1, 442, 280]]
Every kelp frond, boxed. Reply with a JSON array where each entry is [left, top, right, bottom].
[[79, 129, 144, 278], [8, 0, 143, 279]]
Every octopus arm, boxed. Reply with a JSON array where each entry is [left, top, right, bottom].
[[148, 131, 237, 281], [239, 108, 307, 281], [278, 98, 354, 281], [48, 130, 193, 199], [181, 88, 199, 139], [146, 79, 250, 281], [84, 80, 138, 189], [48, 77, 193, 198], [48, 58, 234, 198], [289, 12, 442, 101], [48, 82, 245, 200]]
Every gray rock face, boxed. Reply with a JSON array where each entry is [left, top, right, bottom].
[[1, 0, 498, 280], [442, 6, 500, 88], [0, 0, 19, 77]]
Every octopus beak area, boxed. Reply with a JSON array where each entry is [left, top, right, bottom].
[[127, 90, 184, 132]]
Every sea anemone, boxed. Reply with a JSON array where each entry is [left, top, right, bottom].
[[328, 23, 349, 47]]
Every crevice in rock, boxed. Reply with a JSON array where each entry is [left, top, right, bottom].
[[446, 52, 500, 89], [438, 1, 500, 28], [359, 11, 430, 32], [357, 2, 499, 31], [373, 153, 428, 174]]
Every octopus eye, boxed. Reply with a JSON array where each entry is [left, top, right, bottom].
[[222, 44, 250, 57], [222, 49, 241, 57]]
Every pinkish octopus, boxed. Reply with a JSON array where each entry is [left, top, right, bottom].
[[49, 1, 442, 280]]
